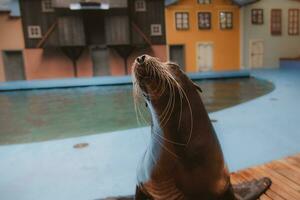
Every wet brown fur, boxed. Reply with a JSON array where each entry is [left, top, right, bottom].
[[132, 55, 234, 200]]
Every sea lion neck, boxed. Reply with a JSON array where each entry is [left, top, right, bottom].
[[146, 79, 197, 147]]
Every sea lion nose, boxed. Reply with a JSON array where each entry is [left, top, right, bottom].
[[137, 55, 146, 64]]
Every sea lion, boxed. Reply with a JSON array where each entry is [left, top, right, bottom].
[[131, 55, 271, 200]]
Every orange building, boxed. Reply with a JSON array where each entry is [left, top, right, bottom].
[[165, 0, 241, 72]]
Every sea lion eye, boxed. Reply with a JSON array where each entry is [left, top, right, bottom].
[[143, 94, 150, 101], [145, 102, 148, 107]]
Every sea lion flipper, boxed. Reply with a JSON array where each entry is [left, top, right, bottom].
[[193, 82, 203, 93], [233, 177, 272, 200], [135, 185, 151, 200]]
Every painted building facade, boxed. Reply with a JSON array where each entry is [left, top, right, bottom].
[[0, 0, 25, 82], [165, 0, 241, 72], [0, 0, 167, 82], [241, 0, 300, 68]]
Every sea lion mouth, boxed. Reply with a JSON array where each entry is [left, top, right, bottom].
[[132, 54, 195, 106], [132, 54, 161, 83], [132, 55, 164, 97], [132, 54, 187, 115]]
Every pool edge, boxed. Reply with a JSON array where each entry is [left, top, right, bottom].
[[0, 70, 250, 91]]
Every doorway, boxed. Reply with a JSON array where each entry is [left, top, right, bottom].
[[91, 46, 110, 76], [169, 45, 185, 70], [197, 43, 213, 72], [249, 39, 264, 68], [2, 51, 25, 81]]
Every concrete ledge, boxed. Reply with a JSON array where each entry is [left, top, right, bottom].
[[0, 70, 250, 91]]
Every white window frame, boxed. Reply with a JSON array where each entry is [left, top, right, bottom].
[[151, 24, 162, 36], [135, 0, 146, 12], [175, 12, 189, 30], [288, 9, 299, 35], [41, 0, 54, 12], [198, 12, 212, 29], [197, 0, 212, 4], [219, 11, 233, 30], [251, 9, 264, 25], [27, 26, 42, 39], [271, 9, 282, 35]]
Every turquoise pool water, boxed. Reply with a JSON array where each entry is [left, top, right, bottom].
[[0, 78, 274, 145]]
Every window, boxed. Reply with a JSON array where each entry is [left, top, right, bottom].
[[219, 12, 233, 29], [271, 9, 282, 35], [288, 9, 299, 35], [27, 26, 42, 39], [198, 0, 212, 4], [175, 12, 189, 30], [251, 9, 263, 24], [151, 24, 162, 36], [198, 12, 211, 29], [135, 0, 146, 12], [41, 0, 54, 12]]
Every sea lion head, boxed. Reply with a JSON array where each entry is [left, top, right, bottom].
[[132, 54, 201, 125], [133, 55, 176, 100]]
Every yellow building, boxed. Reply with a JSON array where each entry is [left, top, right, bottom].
[[165, 0, 241, 72]]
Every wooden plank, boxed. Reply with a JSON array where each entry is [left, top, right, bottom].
[[237, 169, 282, 200], [105, 15, 130, 45], [104, 154, 300, 200], [230, 172, 245, 184], [58, 16, 86, 46], [256, 166, 300, 199], [262, 164, 300, 190], [276, 160, 300, 183], [36, 20, 57, 48], [249, 168, 298, 200], [259, 195, 273, 200], [286, 156, 300, 168]]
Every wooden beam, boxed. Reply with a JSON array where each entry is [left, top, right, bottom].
[[131, 21, 152, 46], [36, 20, 58, 48]]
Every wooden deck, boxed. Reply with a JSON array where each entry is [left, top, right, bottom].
[[103, 154, 300, 200], [231, 154, 300, 200]]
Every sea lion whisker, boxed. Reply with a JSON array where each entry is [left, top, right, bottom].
[[133, 59, 190, 147], [150, 132, 179, 159], [135, 97, 150, 125], [151, 128, 187, 146], [135, 104, 149, 125], [160, 75, 181, 128], [160, 79, 176, 127], [159, 74, 184, 131], [177, 84, 194, 145], [133, 99, 144, 126], [156, 76, 172, 119], [133, 83, 150, 126], [159, 75, 180, 127], [177, 85, 183, 131], [158, 79, 175, 126]]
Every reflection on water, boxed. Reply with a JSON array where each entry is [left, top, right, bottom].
[[0, 77, 274, 145]]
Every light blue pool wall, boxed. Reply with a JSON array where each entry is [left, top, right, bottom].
[[0, 70, 250, 91]]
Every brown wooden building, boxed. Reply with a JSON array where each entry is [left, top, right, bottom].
[[17, 0, 166, 80]]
